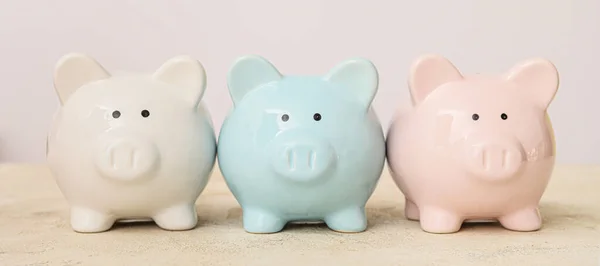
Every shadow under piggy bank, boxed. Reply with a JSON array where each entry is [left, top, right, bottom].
[[221, 202, 600, 234], [362, 202, 600, 233]]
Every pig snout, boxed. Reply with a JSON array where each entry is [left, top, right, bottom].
[[94, 137, 159, 182], [463, 136, 525, 181], [269, 134, 336, 182]]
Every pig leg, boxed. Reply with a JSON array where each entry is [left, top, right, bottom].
[[243, 208, 286, 233], [324, 206, 367, 233], [153, 203, 198, 231], [419, 207, 463, 233], [497, 207, 542, 231], [70, 207, 116, 233], [404, 198, 420, 220]]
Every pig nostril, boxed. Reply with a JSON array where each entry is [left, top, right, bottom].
[[287, 149, 295, 170], [271, 141, 335, 181], [131, 150, 137, 167], [96, 140, 159, 181], [308, 151, 316, 169], [481, 149, 487, 169], [110, 149, 116, 169]]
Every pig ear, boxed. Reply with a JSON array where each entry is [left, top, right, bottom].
[[153, 55, 207, 107], [505, 58, 559, 109], [227, 55, 282, 105], [53, 53, 111, 105], [323, 58, 379, 111], [408, 54, 463, 104]]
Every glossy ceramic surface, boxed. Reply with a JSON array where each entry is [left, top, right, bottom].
[[46, 53, 217, 233], [217, 55, 386, 233], [386, 54, 559, 233]]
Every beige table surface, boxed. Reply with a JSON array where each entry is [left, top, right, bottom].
[[0, 163, 599, 266]]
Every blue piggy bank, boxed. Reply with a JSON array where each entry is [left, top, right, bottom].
[[217, 55, 386, 233]]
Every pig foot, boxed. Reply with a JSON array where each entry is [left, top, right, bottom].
[[498, 207, 542, 232], [324, 206, 367, 233], [70, 207, 116, 233], [242, 208, 286, 234], [404, 198, 420, 220], [419, 207, 463, 234], [153, 204, 198, 231]]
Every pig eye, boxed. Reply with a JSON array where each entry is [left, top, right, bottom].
[[471, 113, 479, 121], [141, 110, 150, 118], [313, 113, 322, 121], [281, 114, 289, 122], [112, 110, 121, 119], [501, 113, 508, 120]]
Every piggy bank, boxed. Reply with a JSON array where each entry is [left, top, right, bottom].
[[217, 55, 386, 233], [386, 54, 559, 233], [46, 53, 217, 233]]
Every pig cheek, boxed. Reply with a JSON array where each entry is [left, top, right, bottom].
[[434, 113, 456, 147], [525, 142, 546, 162], [432, 112, 472, 160], [524, 129, 554, 162], [518, 113, 554, 162], [77, 106, 114, 136], [254, 111, 283, 148]]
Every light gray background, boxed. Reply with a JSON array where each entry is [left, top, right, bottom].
[[0, 0, 597, 164]]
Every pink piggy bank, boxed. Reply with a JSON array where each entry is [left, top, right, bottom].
[[386, 54, 559, 234]]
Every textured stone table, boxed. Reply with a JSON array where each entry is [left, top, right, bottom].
[[0, 163, 599, 265]]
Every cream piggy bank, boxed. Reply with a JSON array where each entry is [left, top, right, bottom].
[[386, 54, 559, 233], [46, 53, 217, 233]]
